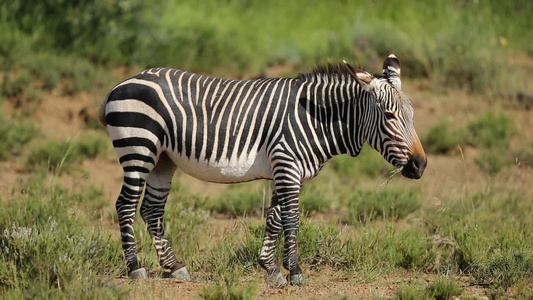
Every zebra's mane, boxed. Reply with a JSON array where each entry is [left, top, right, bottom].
[[297, 62, 358, 83]]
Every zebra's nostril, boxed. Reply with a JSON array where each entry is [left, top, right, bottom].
[[412, 156, 425, 170]]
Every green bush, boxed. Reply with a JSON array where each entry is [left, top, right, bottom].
[[330, 144, 395, 178], [423, 120, 460, 155], [0, 117, 39, 160], [475, 146, 509, 175], [464, 111, 512, 149], [25, 139, 77, 174], [394, 285, 427, 300], [25, 134, 109, 174], [3, 0, 527, 92], [394, 277, 462, 300], [205, 186, 265, 217], [425, 276, 462, 299], [0, 177, 126, 299], [346, 186, 421, 224]]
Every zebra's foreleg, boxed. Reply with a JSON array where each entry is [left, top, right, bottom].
[[116, 177, 146, 279], [139, 154, 191, 280], [280, 193, 305, 286], [259, 193, 287, 286], [274, 175, 305, 285]]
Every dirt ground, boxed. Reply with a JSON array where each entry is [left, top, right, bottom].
[[2, 54, 532, 299]]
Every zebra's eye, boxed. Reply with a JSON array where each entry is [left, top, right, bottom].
[[384, 112, 395, 119]]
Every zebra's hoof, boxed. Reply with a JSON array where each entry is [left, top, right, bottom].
[[170, 266, 191, 280], [265, 271, 287, 286], [129, 267, 148, 279], [287, 273, 305, 286]]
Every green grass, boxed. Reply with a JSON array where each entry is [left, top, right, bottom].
[[205, 185, 266, 217], [395, 276, 462, 300], [25, 134, 109, 174], [346, 186, 421, 225], [2, 0, 532, 93], [423, 110, 514, 174], [0, 175, 127, 299], [330, 144, 396, 178], [0, 117, 39, 160], [422, 120, 461, 155]]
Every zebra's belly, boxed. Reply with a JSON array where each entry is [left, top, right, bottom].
[[166, 148, 273, 183]]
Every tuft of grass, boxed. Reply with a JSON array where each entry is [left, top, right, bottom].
[[423, 120, 461, 155], [475, 147, 509, 175], [464, 110, 512, 149], [465, 110, 513, 175], [0, 175, 127, 299], [0, 117, 39, 160], [25, 139, 77, 174], [424, 110, 514, 174], [25, 134, 109, 174], [425, 276, 462, 300], [204, 184, 265, 217], [394, 285, 426, 300], [394, 277, 462, 300], [346, 186, 421, 225], [200, 280, 258, 300], [330, 144, 395, 178]]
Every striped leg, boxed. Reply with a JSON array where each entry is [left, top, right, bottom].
[[139, 153, 190, 280], [116, 175, 147, 278], [259, 192, 287, 286], [278, 181, 305, 285]]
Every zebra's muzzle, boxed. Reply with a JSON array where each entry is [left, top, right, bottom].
[[401, 155, 427, 179]]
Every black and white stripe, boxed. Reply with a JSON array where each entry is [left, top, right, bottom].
[[100, 54, 426, 283]]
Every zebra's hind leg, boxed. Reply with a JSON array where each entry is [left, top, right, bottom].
[[116, 175, 148, 279], [139, 153, 191, 280], [259, 193, 287, 286]]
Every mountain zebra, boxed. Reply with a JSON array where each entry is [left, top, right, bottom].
[[99, 54, 427, 285]]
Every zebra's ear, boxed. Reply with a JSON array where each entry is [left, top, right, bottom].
[[383, 54, 402, 89], [343, 61, 376, 92], [353, 69, 375, 92]]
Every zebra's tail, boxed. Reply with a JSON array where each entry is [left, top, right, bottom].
[[99, 94, 109, 126]]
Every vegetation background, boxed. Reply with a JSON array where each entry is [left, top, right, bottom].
[[1, 0, 532, 299]]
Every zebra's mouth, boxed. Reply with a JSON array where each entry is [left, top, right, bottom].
[[401, 155, 427, 179]]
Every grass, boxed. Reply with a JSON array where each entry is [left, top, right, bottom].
[[205, 185, 266, 217], [2, 1, 532, 94], [395, 276, 462, 300], [423, 109, 514, 174], [330, 144, 395, 178], [25, 133, 109, 174], [0, 116, 39, 160], [0, 175, 127, 299], [0, 1, 532, 298], [345, 186, 421, 225]]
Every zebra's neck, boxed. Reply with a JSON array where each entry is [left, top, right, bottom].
[[299, 78, 364, 160]]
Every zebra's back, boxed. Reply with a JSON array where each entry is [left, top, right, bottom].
[[103, 68, 298, 183]]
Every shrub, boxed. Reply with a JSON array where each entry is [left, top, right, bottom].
[[0, 176, 127, 299], [425, 276, 462, 300], [394, 277, 462, 300], [475, 146, 509, 175], [25, 139, 77, 174], [423, 120, 461, 154], [0, 117, 39, 160], [25, 134, 109, 174], [464, 110, 512, 149], [394, 285, 426, 300], [205, 185, 265, 217], [330, 144, 395, 178], [346, 186, 421, 224]]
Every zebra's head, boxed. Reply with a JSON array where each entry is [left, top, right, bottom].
[[351, 54, 427, 179]]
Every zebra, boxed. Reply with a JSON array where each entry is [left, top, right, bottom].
[[99, 54, 427, 285]]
